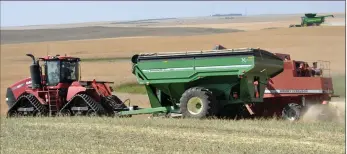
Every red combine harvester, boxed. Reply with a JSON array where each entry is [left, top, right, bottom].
[[252, 53, 338, 121], [6, 54, 127, 117]]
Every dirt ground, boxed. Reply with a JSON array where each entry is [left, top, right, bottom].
[[0, 15, 345, 115]]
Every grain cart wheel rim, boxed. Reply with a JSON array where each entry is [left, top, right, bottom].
[[187, 97, 204, 115]]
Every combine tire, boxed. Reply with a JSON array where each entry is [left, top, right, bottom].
[[282, 103, 302, 121], [179, 87, 216, 118]]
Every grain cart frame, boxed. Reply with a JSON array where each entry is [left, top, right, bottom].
[[130, 48, 284, 118], [289, 13, 334, 28]]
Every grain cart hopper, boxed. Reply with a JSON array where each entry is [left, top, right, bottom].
[[129, 47, 284, 118], [289, 13, 334, 27]]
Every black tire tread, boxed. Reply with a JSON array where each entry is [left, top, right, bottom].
[[179, 87, 217, 118], [282, 103, 302, 121]]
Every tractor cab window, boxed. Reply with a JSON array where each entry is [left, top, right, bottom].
[[46, 61, 61, 86], [45, 60, 79, 86], [61, 61, 79, 82]]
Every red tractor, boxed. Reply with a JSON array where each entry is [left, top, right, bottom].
[[6, 54, 127, 117], [251, 53, 338, 121]]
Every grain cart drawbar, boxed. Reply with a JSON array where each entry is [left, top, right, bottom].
[[6, 48, 284, 119]]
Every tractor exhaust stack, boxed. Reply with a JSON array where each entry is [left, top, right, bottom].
[[26, 54, 36, 65], [26, 53, 42, 89]]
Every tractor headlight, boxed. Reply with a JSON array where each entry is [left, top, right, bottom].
[[5, 97, 8, 102]]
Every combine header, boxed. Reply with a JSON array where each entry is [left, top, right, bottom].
[[6, 46, 337, 121], [289, 13, 334, 28]]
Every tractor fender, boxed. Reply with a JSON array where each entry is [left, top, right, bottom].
[[66, 86, 87, 101]]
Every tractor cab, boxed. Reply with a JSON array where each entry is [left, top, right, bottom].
[[39, 55, 81, 86], [26, 54, 81, 89]]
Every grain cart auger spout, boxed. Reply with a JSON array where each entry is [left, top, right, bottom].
[[5, 53, 129, 117], [127, 46, 284, 119]]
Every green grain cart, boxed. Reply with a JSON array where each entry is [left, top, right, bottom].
[[289, 13, 334, 27], [120, 47, 283, 118]]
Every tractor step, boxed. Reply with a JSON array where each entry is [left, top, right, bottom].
[[48, 90, 59, 116]]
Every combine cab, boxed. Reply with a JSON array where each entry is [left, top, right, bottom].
[[6, 54, 127, 117], [289, 13, 334, 27]]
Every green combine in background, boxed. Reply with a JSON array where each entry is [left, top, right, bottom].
[[129, 46, 284, 118], [289, 13, 334, 28]]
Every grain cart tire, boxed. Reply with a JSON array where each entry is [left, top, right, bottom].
[[180, 87, 216, 118], [282, 103, 302, 121]]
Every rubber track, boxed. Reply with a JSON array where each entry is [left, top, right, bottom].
[[60, 94, 106, 114], [7, 94, 47, 115]]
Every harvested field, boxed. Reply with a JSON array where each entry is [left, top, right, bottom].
[[0, 117, 345, 154], [1, 27, 244, 44]]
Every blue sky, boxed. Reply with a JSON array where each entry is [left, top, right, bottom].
[[1, 1, 345, 27]]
